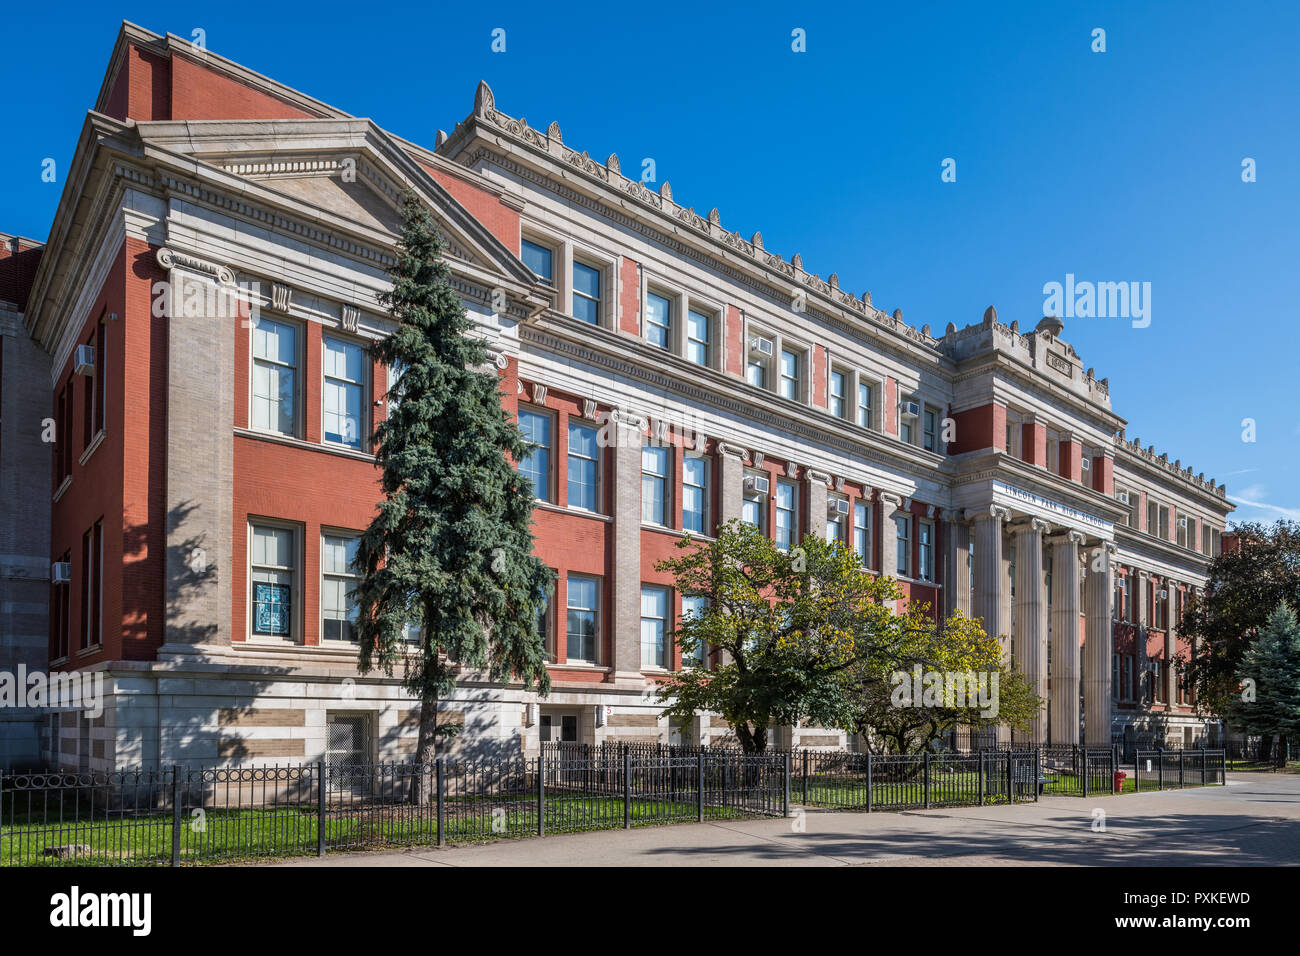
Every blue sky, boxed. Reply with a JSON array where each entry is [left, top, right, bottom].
[[4, 1, 1296, 526]]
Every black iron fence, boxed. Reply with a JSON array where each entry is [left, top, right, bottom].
[[1131, 749, 1225, 791], [0, 750, 789, 867], [793, 749, 1043, 810]]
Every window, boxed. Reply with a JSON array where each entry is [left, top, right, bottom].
[[1112, 653, 1122, 700], [565, 575, 598, 663], [1177, 514, 1194, 550], [323, 336, 364, 449], [386, 359, 407, 414], [682, 455, 710, 534], [521, 239, 553, 283], [640, 585, 669, 669], [52, 549, 71, 660], [1121, 655, 1134, 701], [1154, 585, 1168, 630], [94, 321, 107, 437], [853, 500, 871, 567], [778, 349, 800, 401], [251, 316, 297, 436], [567, 422, 599, 511], [517, 409, 552, 501], [899, 409, 914, 445], [1152, 660, 1165, 703], [251, 524, 295, 639], [80, 521, 102, 650], [322, 533, 360, 642], [1122, 575, 1133, 623], [1147, 500, 1170, 540], [827, 496, 848, 543], [572, 260, 601, 324], [1116, 486, 1136, 528], [747, 355, 768, 389], [895, 514, 911, 577], [535, 592, 553, 661], [775, 480, 797, 550], [918, 519, 935, 582], [1004, 413, 1021, 459], [1046, 434, 1060, 473], [922, 407, 938, 452], [829, 370, 847, 419], [741, 496, 764, 533], [681, 594, 709, 668], [857, 381, 873, 429], [686, 308, 711, 366], [641, 445, 670, 526], [646, 292, 672, 350]]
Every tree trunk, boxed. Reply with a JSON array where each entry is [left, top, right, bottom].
[[1259, 733, 1274, 764], [411, 692, 439, 805]]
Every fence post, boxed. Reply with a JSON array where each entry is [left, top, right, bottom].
[[1201, 747, 1207, 787], [977, 750, 984, 806], [1035, 748, 1041, 802], [537, 752, 546, 837], [1179, 749, 1185, 788], [316, 761, 326, 857], [436, 757, 445, 846], [171, 764, 181, 867], [865, 751, 873, 813], [782, 752, 791, 818], [1221, 749, 1226, 785], [802, 749, 809, 805], [697, 752, 704, 823], [623, 749, 631, 830], [1157, 747, 1164, 791], [923, 752, 931, 809], [1081, 748, 1088, 799], [1006, 750, 1013, 803]]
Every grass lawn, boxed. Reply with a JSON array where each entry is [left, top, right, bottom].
[[1, 794, 756, 867]]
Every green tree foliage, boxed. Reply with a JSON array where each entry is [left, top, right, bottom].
[[1181, 520, 1300, 758], [351, 192, 552, 774], [1226, 602, 1300, 764]]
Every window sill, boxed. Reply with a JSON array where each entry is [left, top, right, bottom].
[[532, 500, 612, 523], [52, 474, 72, 503], [78, 429, 106, 467], [235, 427, 376, 463], [77, 645, 102, 658], [50, 656, 69, 668]]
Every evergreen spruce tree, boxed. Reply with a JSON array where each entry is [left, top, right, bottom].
[[1228, 602, 1300, 764], [352, 192, 552, 788]]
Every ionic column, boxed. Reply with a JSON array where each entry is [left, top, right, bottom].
[[1048, 530, 1085, 744], [1011, 518, 1049, 741], [1083, 542, 1116, 744], [942, 510, 971, 619], [970, 506, 1008, 644]]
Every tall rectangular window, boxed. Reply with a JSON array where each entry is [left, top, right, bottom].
[[53, 550, 71, 660], [900, 416, 914, 445], [741, 496, 764, 533], [918, 520, 935, 582], [775, 479, 797, 550], [323, 336, 364, 449], [829, 370, 847, 418], [251, 524, 295, 639], [518, 409, 552, 501], [572, 260, 601, 324], [567, 422, 599, 511], [1121, 656, 1134, 701], [857, 382, 873, 429], [322, 533, 360, 642], [826, 497, 847, 543], [641, 446, 670, 526], [94, 322, 107, 437], [778, 349, 800, 401], [686, 309, 711, 366], [521, 239, 553, 283], [682, 455, 709, 534], [565, 574, 598, 663], [681, 594, 709, 668], [81, 522, 103, 649], [747, 356, 768, 389], [853, 500, 871, 567], [895, 514, 911, 577], [923, 407, 938, 452], [646, 292, 672, 350], [640, 585, 669, 669], [251, 317, 297, 436]]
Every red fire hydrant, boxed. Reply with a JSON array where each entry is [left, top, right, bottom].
[[1113, 771, 1127, 793]]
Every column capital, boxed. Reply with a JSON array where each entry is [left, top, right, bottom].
[[1008, 516, 1050, 537], [714, 440, 747, 460], [1047, 528, 1087, 548], [973, 504, 1010, 524], [879, 491, 904, 510]]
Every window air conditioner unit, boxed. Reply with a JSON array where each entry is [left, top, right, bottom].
[[899, 401, 920, 419], [1081, 456, 1091, 470], [73, 345, 95, 376], [1178, 517, 1188, 529], [51, 561, 72, 584], [744, 474, 770, 496], [828, 498, 850, 517], [1116, 491, 1128, 504], [524, 703, 537, 727], [748, 335, 774, 357], [1159, 589, 1169, 600]]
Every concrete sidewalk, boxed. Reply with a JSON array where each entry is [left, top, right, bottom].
[[269, 772, 1300, 867]]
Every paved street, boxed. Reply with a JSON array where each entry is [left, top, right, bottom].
[[271, 772, 1300, 867]]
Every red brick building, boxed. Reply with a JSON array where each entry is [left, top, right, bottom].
[[0, 23, 1233, 770]]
